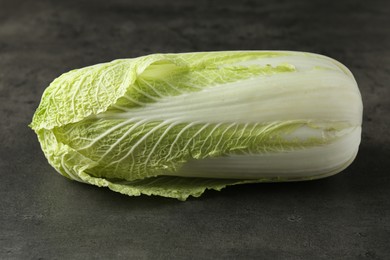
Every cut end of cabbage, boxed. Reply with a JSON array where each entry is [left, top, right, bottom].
[[31, 51, 363, 200]]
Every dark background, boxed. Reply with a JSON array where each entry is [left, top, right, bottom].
[[1, 0, 389, 259]]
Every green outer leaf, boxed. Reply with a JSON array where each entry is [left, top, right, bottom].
[[37, 127, 350, 201], [30, 51, 290, 131], [54, 119, 322, 181]]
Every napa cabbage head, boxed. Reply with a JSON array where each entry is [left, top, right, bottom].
[[30, 51, 363, 200]]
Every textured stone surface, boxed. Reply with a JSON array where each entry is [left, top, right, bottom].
[[0, 0, 389, 259]]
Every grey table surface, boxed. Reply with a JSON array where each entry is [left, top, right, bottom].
[[1, 0, 389, 259]]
